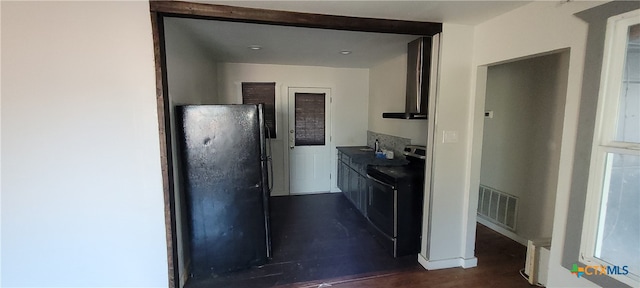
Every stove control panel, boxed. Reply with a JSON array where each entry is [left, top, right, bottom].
[[403, 145, 426, 159]]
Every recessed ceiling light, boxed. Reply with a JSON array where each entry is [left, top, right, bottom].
[[248, 45, 262, 50], [340, 50, 352, 55]]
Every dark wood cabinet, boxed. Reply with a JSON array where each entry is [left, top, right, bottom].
[[337, 150, 369, 215], [337, 156, 345, 193], [359, 174, 368, 215], [349, 166, 359, 207]]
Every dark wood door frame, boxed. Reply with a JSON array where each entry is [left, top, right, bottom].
[[149, 2, 442, 287]]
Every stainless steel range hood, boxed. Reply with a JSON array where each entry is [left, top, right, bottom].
[[383, 34, 440, 120]]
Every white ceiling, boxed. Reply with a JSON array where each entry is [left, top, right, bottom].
[[167, 1, 532, 68]]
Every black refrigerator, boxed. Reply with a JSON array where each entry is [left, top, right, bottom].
[[176, 104, 272, 276]]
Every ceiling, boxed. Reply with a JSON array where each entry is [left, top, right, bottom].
[[167, 1, 532, 68]]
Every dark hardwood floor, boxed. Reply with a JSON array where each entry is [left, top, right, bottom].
[[185, 193, 418, 288], [185, 193, 530, 288], [281, 215, 531, 288]]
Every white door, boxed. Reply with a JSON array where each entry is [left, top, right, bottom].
[[288, 87, 331, 194]]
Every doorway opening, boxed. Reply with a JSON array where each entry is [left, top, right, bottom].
[[150, 2, 441, 288], [473, 49, 571, 285]]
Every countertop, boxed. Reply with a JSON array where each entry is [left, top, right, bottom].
[[337, 146, 408, 166]]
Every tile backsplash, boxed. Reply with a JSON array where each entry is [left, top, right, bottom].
[[367, 131, 412, 159]]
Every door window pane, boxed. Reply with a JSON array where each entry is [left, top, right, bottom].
[[595, 153, 640, 277], [294, 93, 325, 146], [614, 24, 640, 143]]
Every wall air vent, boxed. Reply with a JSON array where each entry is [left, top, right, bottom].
[[477, 185, 518, 231]]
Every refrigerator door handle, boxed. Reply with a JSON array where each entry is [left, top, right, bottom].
[[265, 124, 274, 193], [268, 156, 273, 192]]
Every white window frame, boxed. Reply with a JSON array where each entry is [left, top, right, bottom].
[[580, 9, 640, 287]]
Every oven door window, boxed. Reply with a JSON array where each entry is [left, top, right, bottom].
[[367, 178, 396, 237]]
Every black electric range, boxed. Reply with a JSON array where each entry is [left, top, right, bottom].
[[366, 145, 426, 257], [366, 164, 425, 185]]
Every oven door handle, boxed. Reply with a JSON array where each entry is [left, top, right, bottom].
[[366, 174, 395, 190]]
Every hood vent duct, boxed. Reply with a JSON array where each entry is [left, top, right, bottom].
[[383, 34, 440, 120]]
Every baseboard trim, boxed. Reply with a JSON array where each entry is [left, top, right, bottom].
[[461, 257, 478, 268], [477, 218, 527, 246], [417, 254, 478, 270]]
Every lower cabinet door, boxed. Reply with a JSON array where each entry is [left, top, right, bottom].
[[337, 160, 344, 191], [349, 167, 359, 205], [335, 152, 369, 216], [358, 175, 368, 214]]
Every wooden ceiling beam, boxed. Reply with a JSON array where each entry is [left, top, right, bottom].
[[149, 1, 442, 36]]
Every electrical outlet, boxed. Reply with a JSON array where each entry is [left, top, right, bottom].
[[484, 110, 494, 119]]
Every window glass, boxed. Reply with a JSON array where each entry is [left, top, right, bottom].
[[614, 24, 640, 143], [595, 153, 640, 277]]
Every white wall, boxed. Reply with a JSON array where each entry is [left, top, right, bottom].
[[524, 53, 569, 242], [216, 63, 369, 195], [469, 1, 605, 287], [164, 18, 219, 287], [165, 18, 218, 106], [1, 2, 168, 287], [419, 23, 477, 269], [368, 53, 428, 144], [481, 52, 568, 242]]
